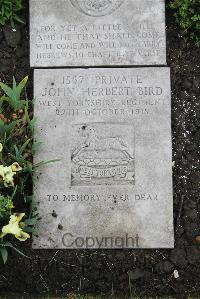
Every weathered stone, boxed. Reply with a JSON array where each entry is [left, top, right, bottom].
[[33, 67, 173, 249], [30, 0, 166, 67]]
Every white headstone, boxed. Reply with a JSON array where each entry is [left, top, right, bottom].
[[33, 67, 174, 249], [30, 0, 166, 67]]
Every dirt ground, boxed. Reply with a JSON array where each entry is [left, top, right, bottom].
[[0, 2, 200, 298]]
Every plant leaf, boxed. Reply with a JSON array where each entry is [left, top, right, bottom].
[[0, 246, 8, 264], [15, 76, 28, 100], [1, 242, 30, 259]]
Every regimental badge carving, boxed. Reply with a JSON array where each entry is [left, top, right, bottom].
[[71, 123, 135, 186], [70, 0, 125, 17]]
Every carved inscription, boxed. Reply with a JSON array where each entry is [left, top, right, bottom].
[[37, 72, 166, 118], [30, 0, 166, 66], [33, 68, 173, 249]]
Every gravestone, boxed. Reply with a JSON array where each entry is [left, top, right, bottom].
[[30, 0, 166, 67], [33, 67, 174, 249]]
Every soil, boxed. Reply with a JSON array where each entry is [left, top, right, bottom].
[[0, 2, 200, 298]]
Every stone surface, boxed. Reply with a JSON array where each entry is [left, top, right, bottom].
[[30, 0, 166, 67], [33, 67, 173, 249]]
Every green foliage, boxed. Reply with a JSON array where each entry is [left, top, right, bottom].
[[0, 0, 24, 27], [0, 244, 8, 263], [0, 195, 13, 219], [170, 0, 200, 47], [0, 119, 21, 138], [0, 240, 30, 264], [0, 76, 57, 263], [0, 76, 36, 263], [23, 215, 38, 233], [0, 76, 28, 111], [0, 77, 34, 198]]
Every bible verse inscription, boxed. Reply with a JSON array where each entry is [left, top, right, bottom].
[[30, 0, 166, 66]]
